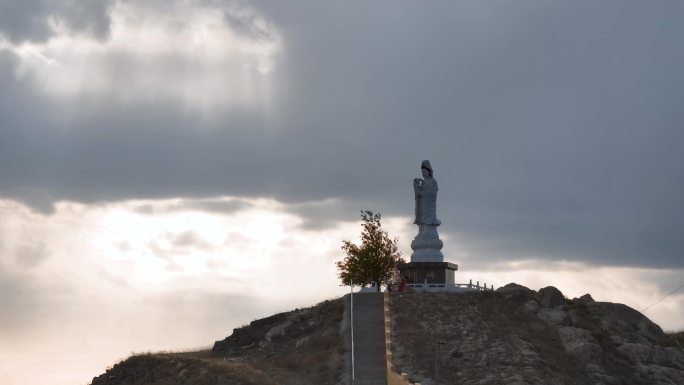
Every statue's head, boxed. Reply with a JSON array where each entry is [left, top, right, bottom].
[[421, 160, 433, 178]]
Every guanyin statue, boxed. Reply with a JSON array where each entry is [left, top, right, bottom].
[[411, 160, 444, 262]]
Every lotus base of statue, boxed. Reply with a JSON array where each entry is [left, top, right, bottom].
[[410, 230, 444, 262]]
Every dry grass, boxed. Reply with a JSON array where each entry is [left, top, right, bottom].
[[91, 353, 277, 385]]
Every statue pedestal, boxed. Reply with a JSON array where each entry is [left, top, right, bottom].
[[410, 224, 444, 262], [398, 261, 458, 286]]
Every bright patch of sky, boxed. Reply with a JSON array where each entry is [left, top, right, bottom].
[[1, 0, 281, 114], [0, 197, 352, 385]]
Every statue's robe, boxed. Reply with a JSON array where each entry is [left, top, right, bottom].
[[414, 177, 441, 227]]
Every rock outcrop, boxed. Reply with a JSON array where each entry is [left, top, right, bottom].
[[390, 284, 683, 385]]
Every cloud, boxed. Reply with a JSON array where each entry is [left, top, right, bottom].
[[184, 198, 253, 214], [1, 0, 281, 115], [168, 230, 214, 250], [0, 0, 683, 271], [147, 230, 216, 269], [0, 0, 113, 43], [124, 197, 253, 217], [14, 242, 49, 268], [285, 199, 370, 230], [0, 270, 40, 333]]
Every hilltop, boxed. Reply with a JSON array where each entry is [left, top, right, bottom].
[[90, 284, 683, 385]]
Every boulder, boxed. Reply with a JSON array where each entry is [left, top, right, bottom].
[[617, 343, 653, 363], [557, 326, 603, 362], [496, 283, 536, 300], [567, 309, 581, 326], [537, 286, 566, 307], [497, 282, 533, 293], [578, 294, 595, 304], [523, 300, 540, 313], [537, 307, 569, 327], [652, 346, 684, 369]]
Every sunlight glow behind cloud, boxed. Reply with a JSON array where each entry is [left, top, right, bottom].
[[0, 197, 354, 385], [2, 0, 281, 114]]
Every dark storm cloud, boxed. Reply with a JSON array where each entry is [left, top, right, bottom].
[[0, 0, 113, 43], [1, 1, 684, 268]]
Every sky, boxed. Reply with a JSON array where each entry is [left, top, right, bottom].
[[0, 1, 683, 384]]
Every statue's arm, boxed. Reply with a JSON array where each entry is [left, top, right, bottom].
[[413, 178, 422, 196]]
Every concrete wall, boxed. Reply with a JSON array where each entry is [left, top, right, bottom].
[[383, 293, 421, 385]]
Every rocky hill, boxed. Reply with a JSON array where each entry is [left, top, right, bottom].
[[390, 284, 684, 385], [90, 284, 683, 385]]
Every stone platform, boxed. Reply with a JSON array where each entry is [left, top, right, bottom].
[[397, 261, 458, 286]]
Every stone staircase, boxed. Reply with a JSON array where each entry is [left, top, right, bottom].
[[350, 292, 387, 385]]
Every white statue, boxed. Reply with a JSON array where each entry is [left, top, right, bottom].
[[413, 160, 441, 228], [411, 160, 444, 262]]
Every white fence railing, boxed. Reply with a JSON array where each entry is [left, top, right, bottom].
[[405, 279, 494, 292]]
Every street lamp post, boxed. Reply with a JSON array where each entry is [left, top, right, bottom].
[[435, 341, 446, 385], [350, 281, 355, 383]]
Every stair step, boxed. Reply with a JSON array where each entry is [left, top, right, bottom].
[[348, 293, 387, 384]]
